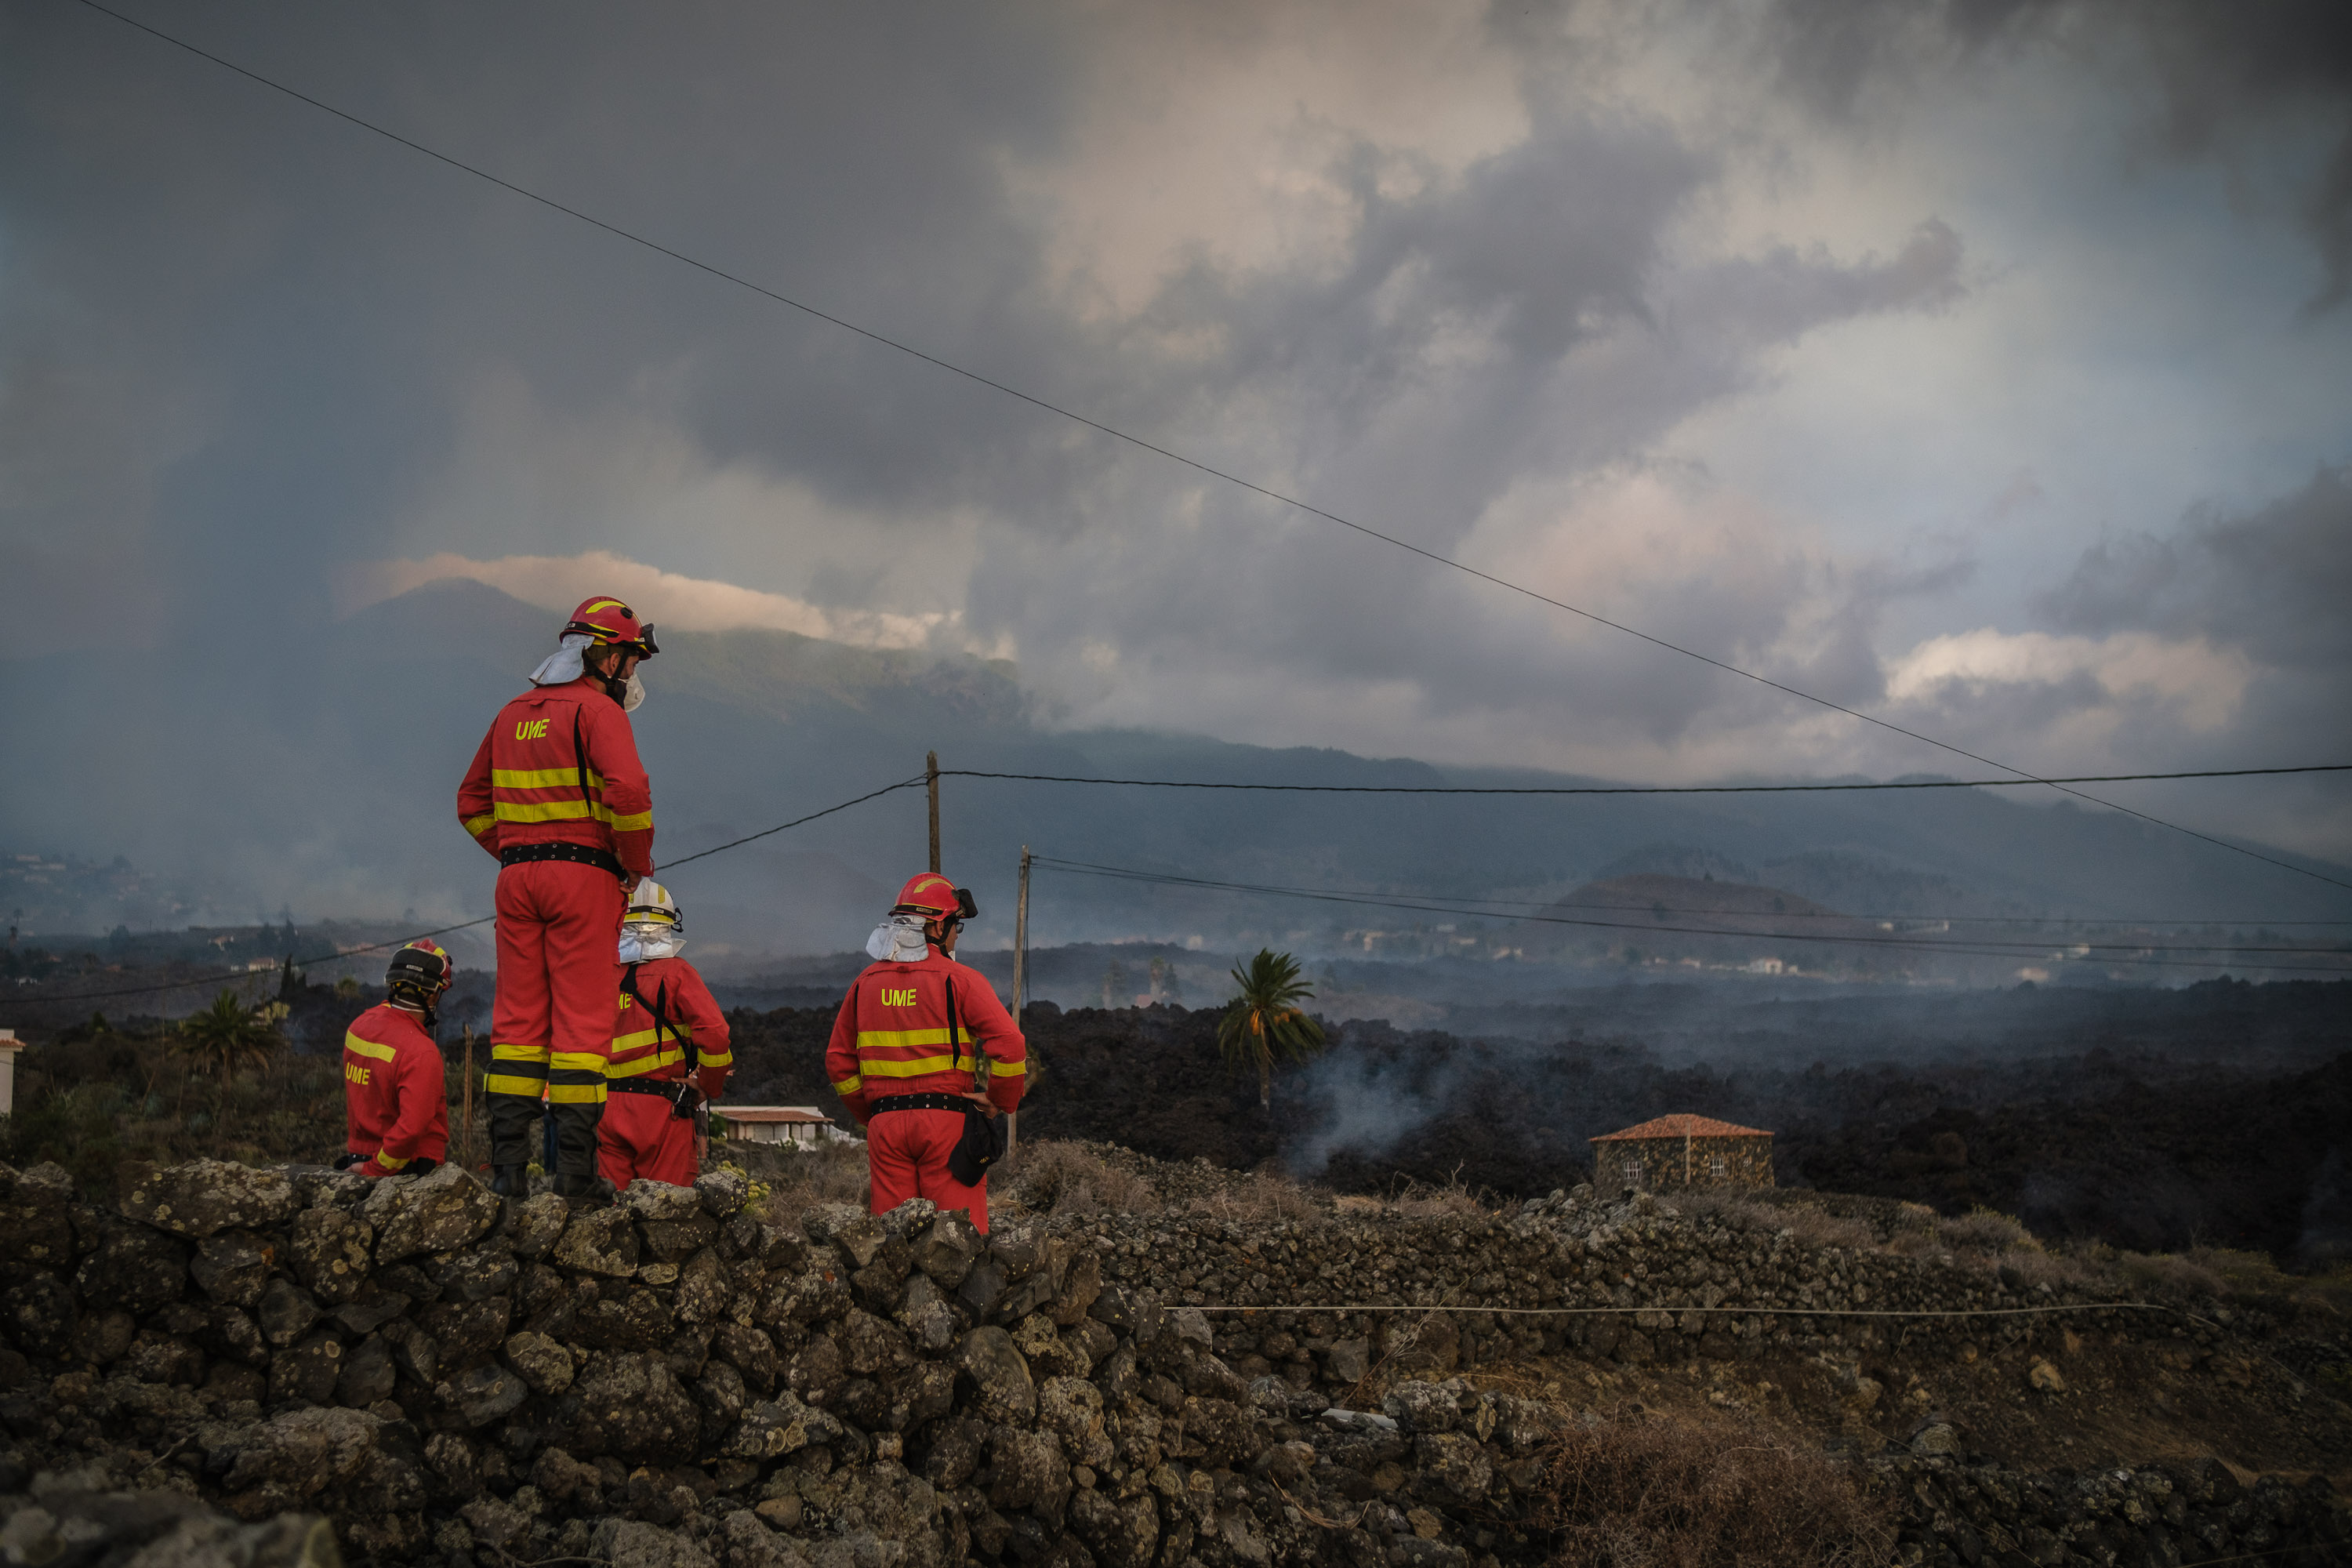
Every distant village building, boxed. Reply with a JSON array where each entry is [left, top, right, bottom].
[[1590, 1113, 1773, 1194], [0, 1029, 20, 1117], [714, 1105, 847, 1148]]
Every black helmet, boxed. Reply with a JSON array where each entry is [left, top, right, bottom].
[[386, 939, 453, 1026]]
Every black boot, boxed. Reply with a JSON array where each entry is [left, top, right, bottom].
[[556, 1170, 615, 1208], [490, 1164, 530, 1198]]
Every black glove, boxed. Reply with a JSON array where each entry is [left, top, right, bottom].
[[333, 1152, 366, 1171]]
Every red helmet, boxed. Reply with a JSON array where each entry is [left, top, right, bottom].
[[892, 873, 977, 924], [563, 597, 659, 659]]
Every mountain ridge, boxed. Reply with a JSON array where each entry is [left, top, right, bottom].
[[4, 578, 2347, 960]]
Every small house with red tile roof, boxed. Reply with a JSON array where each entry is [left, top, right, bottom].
[[1590, 1113, 1773, 1194]]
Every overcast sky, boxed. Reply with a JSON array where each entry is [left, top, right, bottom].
[[4, 0, 2349, 861]]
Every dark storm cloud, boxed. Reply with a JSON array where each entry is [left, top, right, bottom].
[[1748, 0, 2352, 307], [2035, 464, 2352, 669]]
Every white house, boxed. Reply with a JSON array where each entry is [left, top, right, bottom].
[[716, 1105, 850, 1148]]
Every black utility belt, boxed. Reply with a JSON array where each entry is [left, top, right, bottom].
[[610, 1077, 702, 1120], [500, 841, 627, 878], [608, 1077, 691, 1098], [867, 1093, 973, 1116]]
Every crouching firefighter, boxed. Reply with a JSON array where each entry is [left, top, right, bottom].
[[826, 873, 1025, 1231], [456, 595, 660, 1201], [599, 881, 731, 1190], [339, 940, 452, 1178]]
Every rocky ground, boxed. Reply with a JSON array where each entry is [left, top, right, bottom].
[[0, 1153, 2345, 1567]]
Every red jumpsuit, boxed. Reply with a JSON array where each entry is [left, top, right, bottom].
[[342, 1004, 448, 1178], [456, 677, 655, 1182], [826, 952, 1024, 1230], [599, 956, 732, 1190]]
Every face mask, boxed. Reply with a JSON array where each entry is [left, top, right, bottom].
[[866, 915, 935, 963], [390, 987, 441, 1032], [618, 923, 684, 963], [621, 670, 646, 713]]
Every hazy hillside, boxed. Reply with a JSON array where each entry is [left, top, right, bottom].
[[5, 579, 2347, 970]]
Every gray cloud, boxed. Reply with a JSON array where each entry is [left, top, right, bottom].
[[2035, 464, 2352, 670], [1749, 0, 2352, 307]]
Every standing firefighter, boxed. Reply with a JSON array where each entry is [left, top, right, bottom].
[[339, 939, 452, 1178], [600, 881, 732, 1190], [457, 596, 659, 1200], [826, 873, 1025, 1231]]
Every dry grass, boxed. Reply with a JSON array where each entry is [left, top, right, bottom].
[[2166, 1247, 2352, 1313], [1004, 1140, 1165, 1218], [1187, 1168, 1324, 1223], [1379, 1169, 1495, 1221], [1534, 1407, 1894, 1567], [736, 1141, 871, 1228], [1935, 1207, 2038, 1255], [1988, 1245, 2102, 1293], [1671, 1190, 1875, 1251], [2114, 1250, 2227, 1300]]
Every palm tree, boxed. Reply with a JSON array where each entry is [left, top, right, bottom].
[[169, 991, 284, 1120], [1217, 949, 1327, 1111]]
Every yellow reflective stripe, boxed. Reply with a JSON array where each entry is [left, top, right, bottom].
[[858, 1054, 958, 1079], [696, 1048, 733, 1068], [546, 1082, 608, 1104], [490, 1044, 548, 1065], [498, 799, 636, 827], [484, 1075, 547, 1097], [371, 1150, 409, 1171], [855, 1028, 956, 1051], [463, 813, 498, 837], [606, 1050, 688, 1079], [989, 1058, 1026, 1077], [495, 799, 595, 823], [343, 1033, 397, 1063], [831, 1074, 863, 1095], [550, 1051, 607, 1072], [492, 765, 591, 790], [610, 1028, 673, 1052]]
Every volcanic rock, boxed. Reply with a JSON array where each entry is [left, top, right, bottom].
[[120, 1160, 299, 1238], [363, 1165, 499, 1265]]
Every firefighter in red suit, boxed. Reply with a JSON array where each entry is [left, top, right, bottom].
[[456, 596, 659, 1200], [339, 940, 453, 1178], [826, 873, 1025, 1230], [600, 880, 732, 1190]]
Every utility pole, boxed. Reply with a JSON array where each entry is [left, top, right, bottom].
[[926, 751, 941, 874], [460, 1025, 477, 1170], [1007, 844, 1031, 1172], [1012, 846, 1031, 1014]]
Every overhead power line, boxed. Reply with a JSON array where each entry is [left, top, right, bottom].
[[943, 763, 2352, 796], [0, 775, 926, 1009], [71, 0, 2350, 898], [1031, 855, 2352, 975], [659, 775, 927, 869]]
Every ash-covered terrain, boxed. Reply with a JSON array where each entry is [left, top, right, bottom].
[[722, 981, 2352, 1263]]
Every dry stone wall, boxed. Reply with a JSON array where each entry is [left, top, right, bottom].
[[0, 1160, 2343, 1568]]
